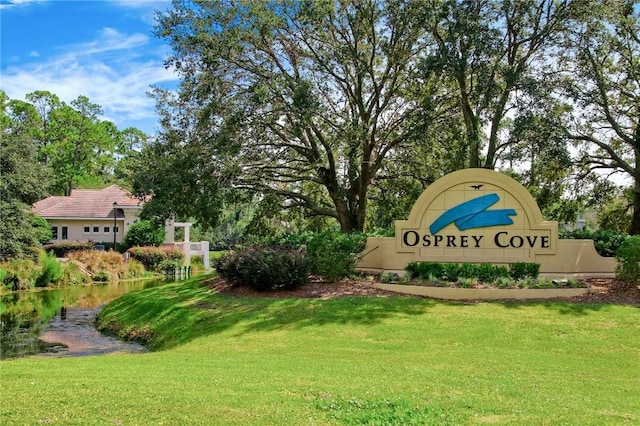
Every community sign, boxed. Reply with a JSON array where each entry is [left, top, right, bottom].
[[358, 168, 614, 277], [395, 168, 556, 262]]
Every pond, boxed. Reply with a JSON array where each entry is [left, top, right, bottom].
[[0, 278, 175, 360]]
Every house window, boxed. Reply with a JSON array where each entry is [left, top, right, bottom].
[[114, 226, 119, 233], [51, 226, 58, 240], [104, 226, 110, 233], [93, 226, 100, 234], [62, 227, 68, 240], [83, 226, 90, 234]]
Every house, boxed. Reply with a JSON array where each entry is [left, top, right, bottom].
[[32, 185, 144, 244]]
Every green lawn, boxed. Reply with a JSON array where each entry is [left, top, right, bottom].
[[1, 277, 638, 425]]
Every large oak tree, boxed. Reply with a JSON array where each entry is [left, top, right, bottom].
[[564, 1, 640, 233], [154, 0, 440, 232]]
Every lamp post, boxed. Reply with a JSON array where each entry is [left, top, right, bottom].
[[112, 201, 118, 251]]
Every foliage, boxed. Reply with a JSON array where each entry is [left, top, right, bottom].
[[306, 231, 368, 281], [29, 215, 52, 245], [66, 250, 147, 281], [0, 93, 52, 260], [124, 220, 166, 248], [42, 241, 94, 258], [508, 262, 541, 281], [0, 249, 148, 289], [405, 261, 539, 282], [422, 0, 575, 169], [129, 128, 224, 230], [262, 230, 366, 281], [379, 272, 402, 284], [595, 196, 633, 233], [215, 245, 310, 291], [126, 246, 184, 272], [59, 261, 92, 286], [153, 0, 441, 232], [34, 251, 63, 288], [23, 91, 130, 196], [0, 259, 39, 291], [615, 235, 640, 284], [559, 228, 628, 257], [156, 259, 184, 274], [562, 3, 640, 233]]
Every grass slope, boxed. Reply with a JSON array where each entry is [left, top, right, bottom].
[[1, 277, 639, 425]]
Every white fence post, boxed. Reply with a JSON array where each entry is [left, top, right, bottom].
[[202, 241, 210, 271], [183, 241, 191, 265]]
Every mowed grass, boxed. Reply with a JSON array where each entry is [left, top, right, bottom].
[[1, 277, 639, 425]]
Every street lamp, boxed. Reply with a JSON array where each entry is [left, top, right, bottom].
[[112, 201, 118, 251]]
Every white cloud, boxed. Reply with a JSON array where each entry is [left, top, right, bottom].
[[1, 27, 179, 134], [74, 27, 150, 55], [28, 51, 40, 57], [0, 0, 47, 10]]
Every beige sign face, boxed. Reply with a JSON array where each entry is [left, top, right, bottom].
[[395, 169, 557, 262]]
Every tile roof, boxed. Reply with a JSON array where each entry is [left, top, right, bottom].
[[32, 185, 144, 218]]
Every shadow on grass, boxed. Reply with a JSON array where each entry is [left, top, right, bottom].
[[97, 277, 637, 350], [97, 277, 446, 350], [497, 300, 610, 316]]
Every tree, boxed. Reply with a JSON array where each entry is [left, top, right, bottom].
[[564, 1, 640, 233], [154, 0, 440, 232], [0, 91, 52, 260], [20, 91, 128, 195], [423, 0, 575, 169], [124, 220, 165, 248]]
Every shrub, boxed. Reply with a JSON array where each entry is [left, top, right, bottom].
[[66, 250, 148, 281], [31, 215, 53, 245], [215, 245, 310, 291], [43, 241, 94, 257], [559, 228, 628, 257], [1, 258, 39, 291], [476, 263, 497, 282], [405, 262, 420, 279], [405, 262, 446, 280], [306, 231, 367, 281], [494, 276, 513, 289], [509, 262, 540, 280], [379, 272, 400, 283], [457, 263, 477, 279], [260, 230, 366, 281], [127, 246, 184, 271], [156, 259, 184, 273], [124, 220, 166, 248], [458, 277, 475, 288], [615, 235, 640, 284], [442, 263, 461, 281], [60, 261, 92, 286], [125, 260, 147, 278], [35, 251, 63, 288]]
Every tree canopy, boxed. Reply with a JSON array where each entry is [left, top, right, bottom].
[[154, 0, 445, 232], [563, 0, 640, 233], [149, 0, 634, 233]]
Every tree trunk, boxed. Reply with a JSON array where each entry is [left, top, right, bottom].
[[630, 177, 640, 235]]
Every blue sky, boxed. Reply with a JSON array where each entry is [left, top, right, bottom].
[[0, 0, 179, 135]]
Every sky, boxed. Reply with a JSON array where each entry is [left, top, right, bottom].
[[0, 0, 179, 135]]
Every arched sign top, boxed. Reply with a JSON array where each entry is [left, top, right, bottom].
[[395, 169, 557, 262]]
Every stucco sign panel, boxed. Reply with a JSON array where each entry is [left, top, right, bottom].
[[395, 169, 557, 262]]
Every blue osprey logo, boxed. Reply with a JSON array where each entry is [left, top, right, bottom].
[[430, 193, 516, 234]]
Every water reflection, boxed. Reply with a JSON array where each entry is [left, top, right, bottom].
[[0, 278, 171, 360]]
